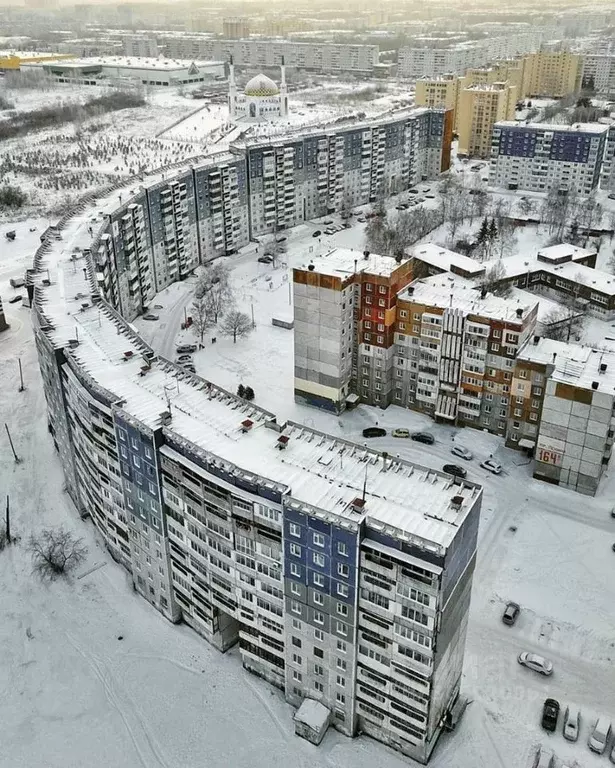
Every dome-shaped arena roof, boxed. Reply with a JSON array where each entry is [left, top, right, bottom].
[[244, 73, 279, 97]]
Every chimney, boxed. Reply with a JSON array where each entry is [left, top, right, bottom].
[[351, 497, 366, 513], [308, 263, 315, 272], [516, 307, 523, 318], [160, 410, 172, 425], [600, 363, 607, 373], [592, 381, 599, 390], [533, 335, 540, 345], [363, 250, 370, 260], [552, 353, 557, 363]]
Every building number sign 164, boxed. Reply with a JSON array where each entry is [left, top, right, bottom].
[[537, 448, 562, 466]]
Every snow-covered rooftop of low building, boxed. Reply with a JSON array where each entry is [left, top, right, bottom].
[[296, 247, 404, 280], [494, 120, 609, 134], [400, 275, 537, 323], [31, 187, 480, 554], [294, 698, 329, 729], [410, 243, 486, 276], [536, 243, 597, 263], [22, 56, 223, 71]]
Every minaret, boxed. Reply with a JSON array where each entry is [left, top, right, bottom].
[[279, 55, 288, 118], [228, 55, 236, 120]]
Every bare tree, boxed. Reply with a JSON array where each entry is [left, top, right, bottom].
[[27, 527, 88, 581], [518, 197, 535, 218], [196, 262, 233, 324], [220, 310, 253, 343], [480, 261, 512, 297], [542, 307, 585, 342], [191, 296, 210, 345]]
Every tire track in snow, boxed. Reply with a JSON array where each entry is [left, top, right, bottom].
[[62, 629, 171, 768]]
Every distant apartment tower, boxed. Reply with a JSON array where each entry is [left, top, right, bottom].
[[521, 50, 582, 98], [393, 274, 537, 435], [456, 82, 517, 158], [601, 125, 615, 192], [223, 17, 250, 39], [414, 75, 459, 122], [293, 249, 414, 413], [123, 35, 159, 58], [581, 54, 615, 95], [490, 122, 609, 196], [514, 338, 615, 495]]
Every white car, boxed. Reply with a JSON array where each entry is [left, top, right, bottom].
[[588, 717, 611, 754], [392, 428, 410, 438], [480, 458, 502, 474], [451, 445, 473, 460], [517, 652, 553, 676], [563, 705, 580, 742]]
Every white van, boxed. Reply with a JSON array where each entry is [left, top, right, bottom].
[[588, 717, 612, 754]]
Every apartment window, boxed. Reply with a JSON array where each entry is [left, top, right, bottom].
[[337, 639, 347, 653], [378, 299, 385, 308], [399, 310, 408, 318], [337, 658, 347, 671], [313, 591, 324, 606], [313, 646, 324, 659], [314, 611, 325, 625], [530, 412, 538, 421], [292, 653, 302, 665], [337, 583, 349, 598], [365, 321, 372, 329], [292, 619, 302, 630], [291, 583, 301, 596], [492, 343, 500, 352], [292, 670, 302, 682], [313, 532, 325, 548], [377, 336, 384, 344], [337, 542, 348, 557], [312, 552, 325, 568], [313, 572, 324, 587], [365, 284, 373, 292], [291, 600, 301, 613], [289, 523, 301, 538], [314, 628, 324, 642], [314, 664, 324, 676], [413, 325, 420, 333], [290, 563, 300, 577], [337, 602, 349, 617], [336, 621, 347, 636], [379, 285, 386, 294], [313, 681, 324, 693], [132, 455, 141, 469], [365, 296, 372, 305], [336, 675, 346, 688], [291, 636, 302, 648], [336, 692, 346, 705], [518, 369, 527, 379]]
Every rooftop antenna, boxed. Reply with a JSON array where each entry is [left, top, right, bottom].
[[362, 461, 368, 502]]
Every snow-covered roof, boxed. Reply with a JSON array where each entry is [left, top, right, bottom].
[[244, 73, 279, 97], [22, 56, 222, 71], [517, 337, 615, 393], [494, 120, 609, 135], [536, 244, 596, 263], [297, 247, 404, 279], [400, 275, 537, 323], [411, 243, 486, 276], [31, 185, 481, 555], [294, 699, 330, 729]]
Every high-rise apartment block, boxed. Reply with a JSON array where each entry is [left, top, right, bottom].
[[582, 53, 615, 95], [521, 50, 582, 98], [515, 338, 615, 494], [122, 35, 159, 58], [456, 83, 517, 158], [161, 37, 379, 75], [293, 249, 413, 413], [490, 122, 609, 196], [31, 199, 483, 763], [223, 17, 251, 39]]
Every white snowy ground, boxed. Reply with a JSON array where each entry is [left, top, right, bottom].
[[4, 169, 615, 768]]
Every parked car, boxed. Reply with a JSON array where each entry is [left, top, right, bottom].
[[541, 698, 560, 732], [392, 428, 410, 438], [443, 464, 467, 479], [276, 235, 287, 242], [363, 427, 386, 438], [258, 255, 273, 264], [357, 216, 366, 223], [502, 602, 520, 626], [182, 363, 196, 373], [143, 313, 159, 321], [323, 219, 333, 225], [562, 705, 580, 742], [609, 193, 615, 200], [411, 432, 435, 445], [176, 354, 193, 363], [480, 458, 502, 474], [176, 344, 197, 354], [8, 294, 22, 304], [451, 445, 473, 460], [425, 194, 435, 199], [312, 230, 322, 237], [534, 747, 554, 768], [588, 717, 612, 754], [517, 652, 553, 676], [324, 228, 336, 235]]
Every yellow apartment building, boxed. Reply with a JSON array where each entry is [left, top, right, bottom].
[[457, 82, 517, 157]]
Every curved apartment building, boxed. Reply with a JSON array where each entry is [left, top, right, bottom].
[[28, 109, 478, 764]]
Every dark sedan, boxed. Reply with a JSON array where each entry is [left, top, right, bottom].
[[442, 464, 467, 479]]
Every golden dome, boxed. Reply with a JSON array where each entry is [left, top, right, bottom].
[[244, 74, 279, 97]]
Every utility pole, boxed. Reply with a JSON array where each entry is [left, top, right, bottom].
[[18, 358, 25, 392], [5, 495, 10, 544], [4, 424, 20, 464]]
